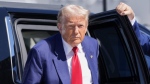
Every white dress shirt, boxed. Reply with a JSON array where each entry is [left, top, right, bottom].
[[130, 16, 136, 26], [62, 38, 92, 84]]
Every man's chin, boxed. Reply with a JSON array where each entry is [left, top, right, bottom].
[[73, 40, 81, 45]]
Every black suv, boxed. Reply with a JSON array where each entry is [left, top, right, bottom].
[[0, 1, 150, 84]]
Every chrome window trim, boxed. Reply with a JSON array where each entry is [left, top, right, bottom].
[[5, 16, 16, 83]]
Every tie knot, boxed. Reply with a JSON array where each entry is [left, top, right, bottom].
[[72, 47, 78, 54]]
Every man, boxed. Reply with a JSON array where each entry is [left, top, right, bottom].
[[22, 5, 99, 84], [22, 3, 134, 84]]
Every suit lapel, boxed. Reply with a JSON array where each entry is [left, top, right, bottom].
[[52, 34, 98, 84], [82, 37, 98, 84], [53, 34, 70, 84]]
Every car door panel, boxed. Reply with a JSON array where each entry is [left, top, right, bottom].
[[88, 9, 150, 84]]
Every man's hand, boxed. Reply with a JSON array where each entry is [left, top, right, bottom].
[[116, 2, 135, 21]]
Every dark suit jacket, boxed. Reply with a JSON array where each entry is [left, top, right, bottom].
[[22, 33, 99, 84], [133, 21, 150, 69], [133, 21, 150, 56]]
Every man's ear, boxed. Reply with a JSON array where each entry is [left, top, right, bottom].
[[57, 23, 62, 31]]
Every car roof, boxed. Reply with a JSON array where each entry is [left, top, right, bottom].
[[0, 1, 62, 11], [0, 1, 62, 14]]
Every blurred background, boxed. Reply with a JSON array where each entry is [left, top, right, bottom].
[[1, 0, 149, 28]]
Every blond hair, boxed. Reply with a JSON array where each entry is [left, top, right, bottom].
[[57, 4, 89, 23]]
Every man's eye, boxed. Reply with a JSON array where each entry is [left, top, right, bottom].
[[68, 25, 74, 28], [79, 25, 84, 28]]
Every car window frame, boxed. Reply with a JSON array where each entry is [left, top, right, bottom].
[[11, 17, 59, 83]]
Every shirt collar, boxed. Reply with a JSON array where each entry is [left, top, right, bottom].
[[61, 38, 83, 55]]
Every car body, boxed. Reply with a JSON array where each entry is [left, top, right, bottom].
[[0, 1, 149, 84]]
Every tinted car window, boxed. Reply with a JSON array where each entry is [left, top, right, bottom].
[[22, 30, 58, 53], [94, 26, 132, 78]]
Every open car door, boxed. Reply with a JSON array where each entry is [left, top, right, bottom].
[[88, 9, 150, 84]]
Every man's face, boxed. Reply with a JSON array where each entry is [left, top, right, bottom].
[[58, 16, 88, 47]]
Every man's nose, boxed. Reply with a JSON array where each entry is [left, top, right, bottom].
[[74, 26, 79, 34]]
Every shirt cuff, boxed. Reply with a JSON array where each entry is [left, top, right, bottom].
[[130, 16, 136, 26]]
